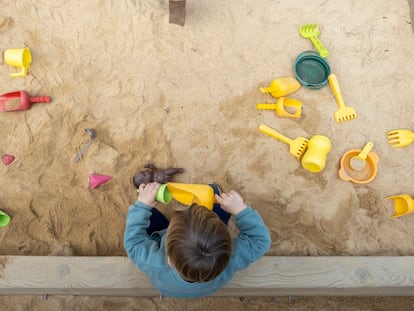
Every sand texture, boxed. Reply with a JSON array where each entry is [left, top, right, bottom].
[[0, 0, 414, 309]]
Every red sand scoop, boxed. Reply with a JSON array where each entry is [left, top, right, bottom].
[[0, 91, 51, 112]]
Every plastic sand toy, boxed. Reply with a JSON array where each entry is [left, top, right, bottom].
[[0, 91, 51, 112], [328, 74, 357, 123], [387, 129, 414, 148], [259, 124, 309, 161], [338, 150, 379, 184], [256, 97, 303, 118], [166, 182, 215, 210], [89, 174, 112, 189], [0, 210, 10, 227], [2, 155, 15, 166], [385, 194, 414, 218], [260, 77, 301, 98], [3, 47, 32, 77], [299, 23, 330, 58], [294, 51, 331, 89], [300, 135, 332, 173], [74, 129, 96, 162], [349, 142, 374, 171]]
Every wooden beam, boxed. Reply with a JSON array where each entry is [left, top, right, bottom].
[[0, 256, 414, 296], [169, 0, 186, 26]]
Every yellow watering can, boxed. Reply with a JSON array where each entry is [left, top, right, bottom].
[[166, 182, 214, 210]]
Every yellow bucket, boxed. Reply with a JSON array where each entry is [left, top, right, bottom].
[[3, 47, 32, 77]]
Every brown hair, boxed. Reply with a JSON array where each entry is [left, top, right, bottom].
[[165, 204, 231, 283]]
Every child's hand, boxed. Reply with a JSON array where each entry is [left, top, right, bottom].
[[215, 190, 247, 216], [137, 182, 160, 207]]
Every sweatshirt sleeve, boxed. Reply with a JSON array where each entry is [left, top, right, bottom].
[[123, 200, 161, 269], [231, 206, 271, 270]]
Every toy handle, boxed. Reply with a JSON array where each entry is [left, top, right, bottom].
[[359, 142, 374, 160], [338, 167, 351, 181], [310, 36, 329, 58], [260, 87, 272, 94], [259, 124, 292, 146], [29, 96, 51, 103], [328, 74, 345, 108], [73, 139, 93, 162], [256, 103, 277, 110], [10, 67, 28, 78]]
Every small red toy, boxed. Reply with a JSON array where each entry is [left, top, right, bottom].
[[0, 91, 50, 112]]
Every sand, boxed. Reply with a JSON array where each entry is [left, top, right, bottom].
[[0, 0, 414, 309]]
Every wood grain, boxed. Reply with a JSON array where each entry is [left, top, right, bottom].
[[0, 256, 414, 296]]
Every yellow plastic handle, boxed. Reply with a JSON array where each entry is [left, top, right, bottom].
[[256, 103, 277, 110], [328, 74, 345, 108], [10, 67, 28, 77], [358, 142, 374, 160], [258, 124, 292, 145]]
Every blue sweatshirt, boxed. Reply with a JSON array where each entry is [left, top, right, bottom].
[[124, 200, 271, 298]]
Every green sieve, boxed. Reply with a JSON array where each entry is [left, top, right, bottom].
[[294, 51, 331, 89]]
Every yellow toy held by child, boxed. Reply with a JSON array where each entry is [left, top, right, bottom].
[[167, 183, 214, 210], [153, 182, 215, 210]]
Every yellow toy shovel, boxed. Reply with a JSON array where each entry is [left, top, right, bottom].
[[350, 142, 374, 171], [256, 97, 302, 118], [385, 194, 414, 218], [166, 182, 214, 210]]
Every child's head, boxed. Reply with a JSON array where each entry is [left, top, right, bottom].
[[165, 204, 231, 283]]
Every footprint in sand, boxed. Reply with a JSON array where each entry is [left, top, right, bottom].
[[0, 17, 14, 34]]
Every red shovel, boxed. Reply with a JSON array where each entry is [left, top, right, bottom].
[[0, 91, 51, 112]]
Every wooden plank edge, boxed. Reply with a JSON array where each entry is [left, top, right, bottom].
[[0, 256, 414, 296]]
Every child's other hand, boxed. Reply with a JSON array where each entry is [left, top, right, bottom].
[[137, 182, 160, 207], [215, 190, 247, 216]]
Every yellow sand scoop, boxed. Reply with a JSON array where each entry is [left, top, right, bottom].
[[256, 97, 302, 118], [259, 124, 308, 160], [385, 194, 414, 218], [328, 74, 357, 124]]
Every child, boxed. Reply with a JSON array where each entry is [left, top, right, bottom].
[[124, 182, 271, 298]]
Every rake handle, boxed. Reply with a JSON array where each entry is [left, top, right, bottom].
[[258, 124, 292, 145], [328, 74, 345, 108], [310, 36, 329, 58]]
